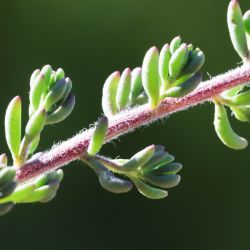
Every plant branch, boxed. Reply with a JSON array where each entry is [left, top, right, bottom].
[[16, 64, 250, 182]]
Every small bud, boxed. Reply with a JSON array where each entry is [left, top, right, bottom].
[[142, 47, 161, 108], [46, 94, 75, 125], [162, 72, 202, 98], [159, 43, 171, 82], [116, 68, 131, 110], [102, 72, 120, 116], [25, 109, 47, 142], [123, 145, 155, 172], [5, 96, 22, 161], [130, 68, 143, 104], [0, 202, 14, 216], [87, 116, 108, 156], [169, 44, 189, 78], [132, 178, 168, 199], [144, 173, 181, 189], [214, 102, 248, 150], [170, 36, 181, 54], [43, 79, 67, 111], [227, 0, 249, 59], [182, 49, 205, 75]]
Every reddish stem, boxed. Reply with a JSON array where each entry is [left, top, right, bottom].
[[16, 64, 250, 182]]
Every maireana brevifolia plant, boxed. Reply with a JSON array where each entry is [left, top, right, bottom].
[[0, 0, 250, 215]]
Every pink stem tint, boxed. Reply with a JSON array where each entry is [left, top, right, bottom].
[[16, 64, 250, 182]]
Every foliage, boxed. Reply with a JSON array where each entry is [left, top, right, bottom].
[[0, 0, 250, 216]]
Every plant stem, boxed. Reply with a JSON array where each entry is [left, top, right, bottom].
[[16, 64, 250, 183]]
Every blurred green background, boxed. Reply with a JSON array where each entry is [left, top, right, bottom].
[[2, 0, 250, 249]]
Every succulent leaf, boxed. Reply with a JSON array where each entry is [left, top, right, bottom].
[[214, 102, 248, 150]]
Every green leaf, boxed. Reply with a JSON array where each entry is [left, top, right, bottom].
[[231, 90, 250, 105], [144, 173, 181, 189], [40, 65, 53, 93], [162, 72, 202, 98], [60, 77, 72, 104], [102, 71, 120, 116], [227, 0, 249, 60], [122, 145, 155, 172], [43, 79, 67, 111], [132, 178, 168, 199], [142, 152, 175, 171], [29, 73, 46, 113], [170, 36, 181, 54], [130, 67, 143, 104], [222, 85, 244, 98], [46, 94, 75, 125], [86, 159, 133, 193], [159, 43, 171, 82], [244, 10, 250, 33], [25, 109, 47, 142], [5, 96, 22, 161], [116, 68, 131, 110], [182, 49, 205, 75], [22, 181, 60, 203], [169, 43, 189, 79], [153, 162, 182, 175], [98, 169, 133, 194], [34, 169, 64, 187], [30, 69, 40, 87], [1, 182, 36, 203], [142, 47, 161, 108], [27, 135, 40, 156], [48, 71, 56, 90], [54, 68, 65, 83], [87, 116, 108, 156], [231, 106, 250, 122], [214, 102, 248, 150], [244, 10, 250, 49], [20, 170, 63, 203]]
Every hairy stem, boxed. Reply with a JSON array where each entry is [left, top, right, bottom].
[[16, 64, 250, 182]]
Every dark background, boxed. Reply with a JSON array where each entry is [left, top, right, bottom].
[[2, 0, 250, 249]]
